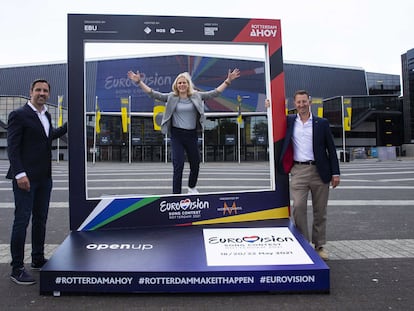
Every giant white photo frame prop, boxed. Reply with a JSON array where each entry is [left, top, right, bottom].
[[67, 14, 289, 231], [39, 14, 330, 296]]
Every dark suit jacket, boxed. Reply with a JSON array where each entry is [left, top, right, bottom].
[[279, 114, 340, 183], [6, 103, 67, 181]]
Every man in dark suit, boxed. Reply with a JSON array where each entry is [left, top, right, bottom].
[[6, 79, 67, 285], [279, 90, 340, 260]]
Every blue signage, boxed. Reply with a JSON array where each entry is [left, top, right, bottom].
[[90, 55, 265, 113]]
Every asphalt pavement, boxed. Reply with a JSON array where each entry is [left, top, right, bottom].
[[0, 158, 413, 310]]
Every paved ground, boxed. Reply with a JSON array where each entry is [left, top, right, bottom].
[[0, 158, 413, 310]]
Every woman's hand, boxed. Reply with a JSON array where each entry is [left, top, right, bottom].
[[127, 70, 141, 83], [227, 68, 240, 83], [127, 70, 153, 93]]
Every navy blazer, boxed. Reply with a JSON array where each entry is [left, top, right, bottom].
[[6, 104, 67, 181], [279, 114, 340, 183]]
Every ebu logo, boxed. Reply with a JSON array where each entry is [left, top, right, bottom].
[[84, 25, 97, 32]]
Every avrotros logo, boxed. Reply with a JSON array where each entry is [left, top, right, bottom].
[[159, 198, 210, 213], [250, 24, 277, 38]]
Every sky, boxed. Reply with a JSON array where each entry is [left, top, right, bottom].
[[0, 0, 412, 75]]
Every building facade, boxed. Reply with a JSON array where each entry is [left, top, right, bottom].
[[0, 54, 406, 161], [402, 48, 414, 143]]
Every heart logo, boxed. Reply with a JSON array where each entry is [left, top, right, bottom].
[[180, 198, 191, 210], [243, 236, 260, 243]]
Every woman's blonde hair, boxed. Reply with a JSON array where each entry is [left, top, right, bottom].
[[172, 72, 195, 96]]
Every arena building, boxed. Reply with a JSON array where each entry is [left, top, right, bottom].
[[0, 52, 408, 162]]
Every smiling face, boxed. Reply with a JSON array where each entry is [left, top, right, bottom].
[[172, 72, 194, 97], [176, 77, 189, 96], [294, 93, 311, 119], [30, 81, 50, 111]]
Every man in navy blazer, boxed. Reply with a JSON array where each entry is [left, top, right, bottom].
[[6, 79, 67, 285], [279, 90, 340, 260]]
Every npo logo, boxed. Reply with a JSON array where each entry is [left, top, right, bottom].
[[160, 198, 210, 213], [250, 24, 277, 38]]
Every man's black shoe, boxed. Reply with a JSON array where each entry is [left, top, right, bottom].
[[10, 267, 36, 285], [31, 258, 48, 271]]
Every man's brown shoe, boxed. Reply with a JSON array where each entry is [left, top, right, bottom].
[[316, 247, 329, 261]]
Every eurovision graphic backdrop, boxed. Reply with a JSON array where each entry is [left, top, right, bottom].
[[89, 54, 267, 114], [68, 14, 288, 231]]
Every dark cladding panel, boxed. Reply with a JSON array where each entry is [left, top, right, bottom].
[[0, 63, 67, 106], [284, 62, 367, 106]]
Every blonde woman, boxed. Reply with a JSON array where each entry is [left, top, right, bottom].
[[127, 69, 240, 194]]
